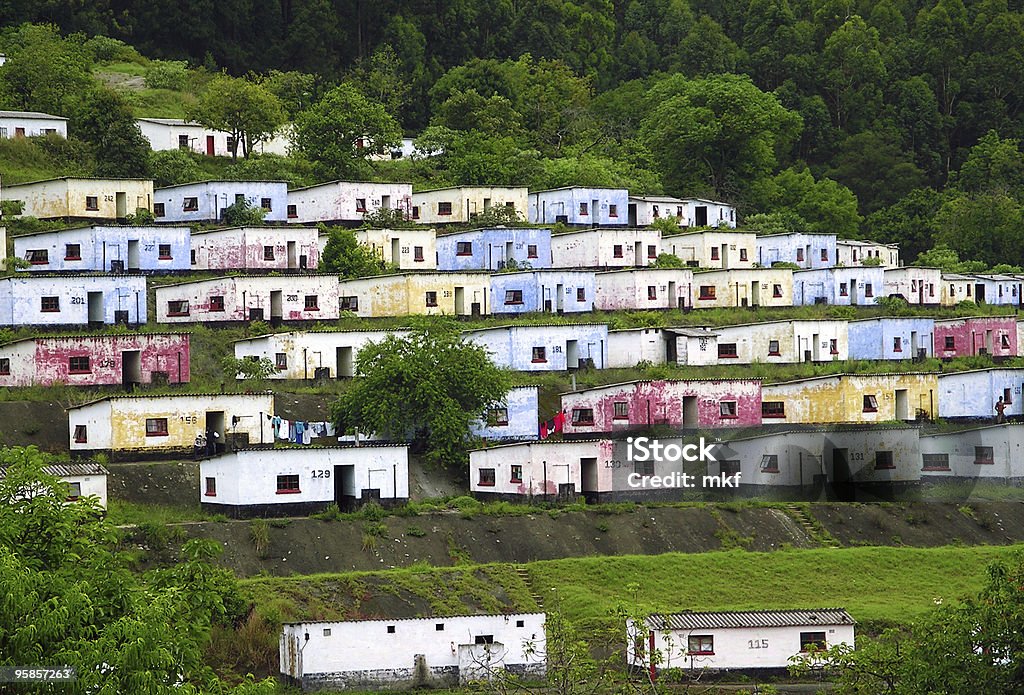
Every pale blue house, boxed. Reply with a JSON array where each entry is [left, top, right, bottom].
[[464, 324, 609, 371], [470, 386, 540, 441], [435, 227, 552, 271], [847, 317, 934, 361], [971, 274, 1023, 306], [14, 225, 191, 273], [0, 275, 148, 326], [490, 269, 595, 315], [528, 187, 629, 226], [938, 368, 1024, 419], [153, 180, 290, 223], [793, 266, 885, 306], [756, 232, 837, 269]]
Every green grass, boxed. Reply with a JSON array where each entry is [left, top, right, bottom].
[[125, 88, 197, 118], [106, 500, 212, 526]]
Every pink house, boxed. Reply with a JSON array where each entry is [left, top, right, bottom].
[[0, 333, 190, 387], [560, 378, 762, 434], [190, 226, 320, 271], [934, 317, 1017, 359]]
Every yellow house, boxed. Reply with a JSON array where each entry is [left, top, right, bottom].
[[337, 272, 491, 317], [692, 267, 794, 308], [1, 177, 154, 220], [761, 372, 938, 425]]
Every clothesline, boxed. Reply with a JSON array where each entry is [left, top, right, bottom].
[[539, 410, 565, 440], [269, 415, 336, 445]]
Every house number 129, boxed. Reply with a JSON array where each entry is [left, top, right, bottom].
[[311, 470, 330, 478]]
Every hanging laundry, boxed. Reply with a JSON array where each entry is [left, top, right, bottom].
[[539, 421, 549, 439], [325, 423, 337, 437], [293, 420, 306, 444], [303, 428, 312, 445], [553, 411, 565, 433], [271, 415, 282, 438], [278, 419, 290, 440]]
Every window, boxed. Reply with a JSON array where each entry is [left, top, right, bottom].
[[891, 336, 903, 353], [944, 336, 956, 350], [205, 477, 216, 496], [487, 407, 509, 426], [478, 468, 496, 487], [864, 283, 873, 297], [158, 244, 172, 260], [69, 356, 90, 373], [839, 282, 848, 296], [688, 635, 714, 655], [875, 451, 894, 469], [510, 464, 523, 483], [576, 287, 586, 302], [235, 194, 245, 207], [411, 205, 420, 219], [275, 353, 287, 370], [287, 204, 297, 219], [456, 241, 473, 256], [27, 249, 48, 264], [613, 401, 629, 419], [911, 279, 917, 292], [609, 204, 618, 218], [579, 202, 588, 216], [527, 244, 538, 259], [167, 300, 189, 316], [975, 446, 994, 465], [699, 285, 716, 300], [387, 625, 396, 634], [796, 248, 804, 262], [762, 401, 785, 418], [1001, 334, 1011, 349], [647, 285, 657, 300], [304, 295, 319, 311], [438, 201, 453, 216], [772, 284, 783, 298], [178, 134, 190, 149], [613, 244, 623, 258], [264, 245, 275, 261], [634, 459, 654, 477], [1004, 388, 1013, 405], [154, 203, 166, 218], [719, 401, 738, 418], [504, 290, 524, 305], [760, 454, 780, 472], [739, 248, 748, 261], [414, 246, 424, 262], [227, 136, 237, 152], [829, 338, 838, 355], [85, 196, 99, 211], [800, 632, 827, 652], [863, 395, 878, 412], [0, 358, 9, 375], [718, 343, 738, 358], [41, 296, 60, 312], [922, 453, 950, 471], [340, 296, 359, 311], [146, 418, 169, 436], [532, 346, 547, 363], [355, 198, 367, 213], [967, 285, 973, 297], [323, 628, 331, 637], [475, 635, 495, 645], [768, 340, 780, 356], [183, 197, 199, 212], [425, 291, 438, 307], [571, 408, 594, 425], [648, 245, 657, 259], [65, 244, 81, 260], [276, 474, 300, 493], [820, 249, 828, 261], [436, 624, 445, 632], [929, 284, 934, 297], [710, 247, 720, 261], [66, 482, 82, 501], [260, 198, 272, 211]]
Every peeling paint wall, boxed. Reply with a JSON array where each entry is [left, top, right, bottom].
[[938, 369, 1024, 419], [0, 114, 67, 137], [411, 187, 528, 225], [934, 317, 1017, 358], [0, 275, 147, 326], [756, 233, 837, 269], [154, 181, 289, 223], [354, 228, 437, 270], [437, 228, 552, 271], [528, 187, 629, 225], [3, 178, 153, 220], [837, 240, 900, 268], [136, 120, 291, 157], [848, 318, 935, 360], [190, 226, 320, 271], [691, 268, 794, 308], [469, 386, 539, 441], [337, 273, 490, 318], [550, 228, 661, 268], [883, 267, 941, 305], [661, 231, 756, 269], [465, 324, 609, 371], [490, 270, 594, 314], [470, 441, 611, 496], [921, 425, 1024, 479], [233, 329, 409, 380], [792, 267, 885, 306], [288, 181, 414, 224], [708, 320, 848, 364], [14, 225, 190, 272], [972, 275, 1022, 306], [594, 268, 693, 310], [155, 275, 341, 324], [608, 328, 670, 368], [762, 373, 938, 425]]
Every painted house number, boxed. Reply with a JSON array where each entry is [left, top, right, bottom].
[[70, 297, 85, 305], [401, 246, 410, 253], [180, 415, 197, 424], [286, 294, 299, 301], [748, 639, 768, 649], [552, 346, 562, 353], [104, 195, 114, 202], [604, 460, 623, 468], [97, 359, 115, 368], [311, 470, 330, 478]]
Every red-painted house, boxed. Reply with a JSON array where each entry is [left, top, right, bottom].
[[0, 333, 190, 387], [560, 378, 762, 434], [934, 317, 1017, 359]]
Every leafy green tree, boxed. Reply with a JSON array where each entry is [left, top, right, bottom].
[[754, 166, 861, 236], [150, 149, 212, 188], [934, 192, 1024, 268], [222, 355, 275, 382], [259, 70, 319, 119], [866, 187, 946, 262], [320, 227, 393, 278], [822, 16, 887, 131], [222, 198, 266, 226], [825, 131, 926, 214], [188, 75, 286, 160], [0, 24, 93, 115], [649, 252, 686, 268], [949, 130, 1024, 196], [70, 87, 152, 178], [349, 44, 412, 119], [330, 320, 513, 472]]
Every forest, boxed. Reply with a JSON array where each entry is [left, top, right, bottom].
[[2, 0, 1024, 265]]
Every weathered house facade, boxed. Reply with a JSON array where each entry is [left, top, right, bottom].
[[352, 228, 437, 270], [470, 440, 611, 498], [2, 177, 154, 221], [190, 226, 320, 271], [792, 267, 884, 306], [287, 181, 414, 224], [760, 373, 938, 425], [937, 369, 1024, 420], [0, 275, 147, 327], [847, 317, 934, 361], [14, 225, 191, 273], [756, 232, 837, 269], [882, 267, 941, 305], [661, 230, 756, 269], [410, 186, 528, 225], [920, 424, 1024, 482], [594, 268, 693, 310], [836, 239, 900, 268], [136, 118, 291, 157], [155, 275, 340, 324], [154, 180, 289, 223], [550, 228, 661, 268], [469, 386, 540, 442], [490, 269, 595, 314], [528, 187, 629, 225], [436, 227, 552, 271], [337, 273, 490, 318], [933, 316, 1017, 358], [0, 110, 68, 138], [233, 329, 408, 380], [691, 268, 794, 308], [696, 320, 848, 365], [465, 324, 608, 371]]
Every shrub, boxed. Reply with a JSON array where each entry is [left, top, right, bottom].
[[145, 60, 190, 90]]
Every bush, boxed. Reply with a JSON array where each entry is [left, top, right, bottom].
[[145, 60, 190, 90], [84, 36, 142, 63]]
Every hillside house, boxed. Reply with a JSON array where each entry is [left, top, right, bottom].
[[1, 177, 153, 221], [847, 317, 934, 361], [756, 232, 837, 269], [465, 324, 608, 371], [136, 118, 291, 157], [490, 269, 595, 314], [691, 268, 794, 308], [971, 274, 1022, 306], [153, 180, 289, 223], [233, 329, 408, 380], [287, 181, 414, 224], [190, 226, 319, 271], [550, 228, 661, 268], [933, 316, 1017, 359], [436, 227, 552, 271], [0, 110, 68, 138], [0, 333, 189, 388], [594, 268, 693, 310], [14, 225, 191, 273], [793, 266, 883, 306], [942, 274, 976, 305], [760, 373, 938, 425], [67, 392, 274, 458], [411, 186, 528, 225], [337, 272, 490, 318], [920, 424, 1024, 482], [155, 275, 340, 324], [660, 230, 756, 269], [692, 320, 848, 365], [836, 239, 900, 268], [937, 369, 1024, 420], [607, 327, 682, 368], [200, 446, 409, 517], [352, 228, 437, 270], [0, 275, 147, 327], [280, 613, 546, 691], [529, 187, 629, 226], [0, 462, 110, 509], [469, 386, 540, 442], [470, 440, 612, 499], [883, 267, 941, 305]]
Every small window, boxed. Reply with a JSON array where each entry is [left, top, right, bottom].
[[85, 196, 99, 211], [478, 468, 496, 487], [183, 197, 199, 212], [967, 284, 973, 297], [634, 459, 654, 477], [435, 624, 445, 631], [699, 286, 716, 300], [425, 291, 438, 307], [864, 283, 873, 297], [719, 401, 738, 417], [839, 282, 848, 296], [516, 619, 525, 627], [820, 249, 828, 261], [710, 247, 720, 261], [688, 635, 714, 655], [648, 245, 657, 259], [260, 198, 272, 211], [772, 284, 782, 298], [167, 300, 189, 316], [613, 244, 623, 258], [875, 451, 895, 469], [275, 353, 287, 370], [1004, 387, 1012, 405], [158, 244, 172, 260], [647, 285, 657, 300], [1001, 334, 1011, 349], [487, 407, 509, 426], [863, 395, 878, 412], [475, 635, 495, 645], [205, 477, 216, 496], [178, 134, 190, 149], [287, 204, 297, 219], [304, 295, 319, 311], [264, 246, 275, 261], [146, 418, 169, 436], [414, 246, 424, 262], [576, 287, 586, 302], [526, 244, 538, 259], [796, 248, 804, 262], [800, 632, 827, 652], [975, 446, 994, 465], [768, 339, 780, 356], [531, 346, 547, 363], [411, 205, 420, 219], [234, 193, 245, 205], [510, 464, 523, 483], [65, 244, 81, 260], [929, 283, 935, 297], [26, 249, 48, 264], [760, 454, 779, 472], [830, 338, 838, 355], [613, 401, 629, 419], [922, 453, 950, 471], [323, 628, 331, 637], [73, 424, 87, 443], [609, 204, 618, 217], [944, 336, 956, 350], [276, 474, 300, 493], [579, 202, 588, 216], [69, 356, 90, 373], [718, 343, 738, 358], [355, 198, 367, 213], [504, 290, 524, 305], [387, 625, 396, 634], [41, 296, 60, 312], [762, 401, 785, 418], [340, 296, 359, 311], [893, 337, 903, 352], [571, 408, 594, 425], [154, 203, 166, 218], [66, 481, 82, 500], [739, 248, 748, 261], [438, 201, 453, 216]]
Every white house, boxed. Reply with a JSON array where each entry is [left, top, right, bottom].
[[14, 225, 191, 273], [0, 110, 68, 138], [626, 609, 855, 675], [661, 230, 756, 269], [0, 462, 109, 509], [594, 268, 693, 310], [465, 324, 609, 371], [280, 613, 546, 691], [200, 445, 410, 517], [190, 226, 320, 271], [0, 275, 147, 327], [136, 118, 292, 157], [529, 187, 629, 226], [607, 327, 715, 368], [287, 181, 414, 225], [1, 177, 154, 220], [155, 275, 340, 324], [883, 267, 941, 305], [550, 228, 661, 268], [470, 440, 614, 499], [411, 186, 529, 225], [756, 232, 838, 269], [836, 239, 900, 268], [154, 180, 290, 223], [233, 329, 409, 380], [627, 196, 737, 228], [793, 267, 884, 306], [469, 385, 540, 442], [351, 228, 437, 270], [691, 319, 848, 365], [920, 424, 1024, 482]]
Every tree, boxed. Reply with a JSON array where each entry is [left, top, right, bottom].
[[934, 192, 1024, 268], [188, 75, 286, 160], [0, 24, 93, 115], [292, 83, 401, 179], [949, 130, 1024, 196], [330, 320, 513, 471], [70, 87, 152, 178], [649, 252, 686, 268], [752, 166, 861, 236], [222, 198, 267, 226], [222, 355, 275, 383], [320, 227, 393, 278], [866, 187, 946, 262]]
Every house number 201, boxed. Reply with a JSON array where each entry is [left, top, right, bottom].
[[748, 639, 768, 649]]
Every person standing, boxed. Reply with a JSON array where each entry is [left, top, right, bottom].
[[995, 396, 1007, 424]]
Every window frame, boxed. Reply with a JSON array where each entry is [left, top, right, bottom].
[[760, 454, 780, 472], [922, 453, 950, 471], [205, 477, 217, 496], [510, 464, 523, 483], [182, 197, 199, 212], [85, 196, 99, 211], [167, 300, 190, 317], [477, 468, 496, 487], [874, 451, 895, 470], [975, 446, 995, 465], [800, 631, 827, 653], [531, 346, 547, 363], [571, 408, 595, 425], [425, 291, 438, 307], [762, 401, 786, 419], [504, 289, 524, 305], [0, 358, 10, 375], [486, 407, 509, 427], [145, 417, 169, 437], [304, 295, 319, 311], [68, 356, 91, 374], [455, 241, 473, 256], [64, 244, 81, 261], [437, 201, 453, 216], [73, 424, 88, 443], [264, 245, 275, 261], [687, 635, 714, 656], [613, 401, 629, 420], [27, 249, 49, 265], [717, 343, 738, 359], [158, 244, 172, 260], [287, 204, 298, 219], [863, 394, 879, 412], [699, 285, 717, 300], [719, 400, 738, 418], [276, 474, 301, 494], [260, 197, 272, 211], [275, 352, 288, 371], [41, 296, 60, 313], [767, 339, 780, 356], [209, 295, 226, 312], [154, 202, 166, 218]]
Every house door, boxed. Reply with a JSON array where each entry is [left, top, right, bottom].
[[628, 203, 638, 226], [895, 389, 909, 420], [985, 330, 993, 354], [287, 241, 297, 269], [489, 244, 504, 270], [566, 340, 579, 369], [812, 333, 820, 361], [682, 396, 698, 428], [591, 199, 599, 225], [115, 192, 127, 218], [206, 136, 215, 156], [127, 240, 140, 270], [334, 465, 356, 510], [454, 287, 465, 314], [850, 279, 858, 304], [975, 284, 986, 303], [721, 244, 729, 267], [270, 290, 283, 323], [205, 411, 226, 454], [695, 206, 708, 226], [750, 281, 760, 307], [336, 346, 354, 378], [391, 238, 400, 266], [634, 242, 643, 266], [122, 350, 141, 389], [668, 281, 677, 309], [555, 284, 564, 312], [87, 291, 103, 326], [830, 448, 855, 502], [580, 457, 598, 502]]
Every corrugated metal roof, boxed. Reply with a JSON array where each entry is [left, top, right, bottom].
[[560, 376, 762, 396], [289, 179, 415, 192], [12, 223, 190, 238], [647, 609, 855, 631], [190, 225, 318, 236], [155, 179, 290, 190], [0, 332, 189, 348], [0, 463, 109, 478], [5, 176, 152, 186], [68, 391, 274, 410], [0, 110, 67, 120], [284, 611, 545, 627]]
